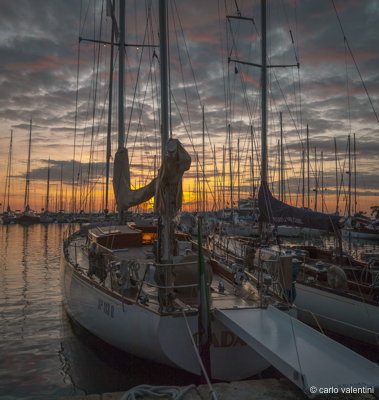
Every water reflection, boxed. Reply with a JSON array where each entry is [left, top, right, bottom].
[[0, 224, 378, 399], [0, 224, 196, 400]]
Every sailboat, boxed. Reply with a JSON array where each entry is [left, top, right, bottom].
[[62, 0, 273, 381], [16, 119, 40, 226], [1, 130, 16, 225], [62, 0, 379, 394]]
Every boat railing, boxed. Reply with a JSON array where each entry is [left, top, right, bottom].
[[155, 261, 198, 267], [142, 281, 198, 289]]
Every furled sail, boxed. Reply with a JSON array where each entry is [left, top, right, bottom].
[[258, 181, 341, 233], [113, 147, 157, 211], [154, 138, 191, 216]]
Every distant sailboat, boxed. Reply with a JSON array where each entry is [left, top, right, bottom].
[[17, 119, 40, 226], [0, 130, 16, 225]]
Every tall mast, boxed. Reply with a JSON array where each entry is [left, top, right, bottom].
[[202, 105, 205, 211], [353, 133, 357, 215], [105, 0, 115, 214], [347, 134, 351, 218], [301, 149, 305, 208], [228, 124, 233, 211], [334, 137, 339, 214], [118, 0, 125, 150], [159, 0, 169, 157], [46, 158, 50, 212], [250, 125, 255, 199], [60, 164, 63, 211], [314, 147, 317, 212], [222, 145, 225, 209], [279, 111, 283, 201], [321, 151, 324, 213], [213, 145, 217, 210], [306, 124, 310, 209], [260, 0, 268, 184], [24, 118, 32, 211], [4, 130, 13, 213], [237, 137, 240, 208]]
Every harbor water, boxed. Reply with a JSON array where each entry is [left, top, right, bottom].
[[0, 224, 378, 399], [0, 224, 196, 400]]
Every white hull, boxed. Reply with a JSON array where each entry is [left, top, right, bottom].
[[277, 225, 302, 237], [223, 224, 259, 237], [342, 228, 379, 240], [295, 283, 379, 345], [61, 258, 270, 381], [301, 227, 325, 237]]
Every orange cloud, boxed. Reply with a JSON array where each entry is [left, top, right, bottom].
[[240, 71, 260, 88]]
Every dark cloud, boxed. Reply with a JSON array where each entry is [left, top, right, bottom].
[[0, 0, 378, 211]]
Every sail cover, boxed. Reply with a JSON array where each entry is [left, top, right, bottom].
[[258, 181, 341, 233], [113, 147, 157, 211]]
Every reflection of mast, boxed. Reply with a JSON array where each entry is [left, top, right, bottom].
[[24, 119, 33, 212], [21, 226, 29, 340]]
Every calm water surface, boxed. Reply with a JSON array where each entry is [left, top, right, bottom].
[[1, 224, 378, 399], [0, 224, 196, 400]]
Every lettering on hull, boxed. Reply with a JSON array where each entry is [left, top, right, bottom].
[[98, 298, 114, 318]]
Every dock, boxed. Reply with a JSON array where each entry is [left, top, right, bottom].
[[50, 378, 376, 400]]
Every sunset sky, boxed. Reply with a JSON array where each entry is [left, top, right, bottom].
[[0, 0, 378, 215]]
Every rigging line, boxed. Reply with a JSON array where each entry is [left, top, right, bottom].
[[171, 1, 194, 140], [173, 0, 204, 112], [344, 40, 352, 135], [169, 92, 217, 206], [331, 0, 379, 123], [128, 13, 160, 171], [125, 2, 152, 145], [87, 2, 105, 209], [228, 15, 260, 126], [72, 5, 83, 213], [129, 63, 154, 166], [79, 0, 91, 37], [338, 138, 350, 216], [269, 97, 301, 206], [146, 6, 160, 166], [295, 1, 302, 137], [151, 54, 159, 165], [271, 68, 302, 146], [280, 0, 299, 66], [219, 1, 230, 133], [146, 2, 158, 164]]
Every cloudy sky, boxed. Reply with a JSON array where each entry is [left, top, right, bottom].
[[0, 0, 378, 214]]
